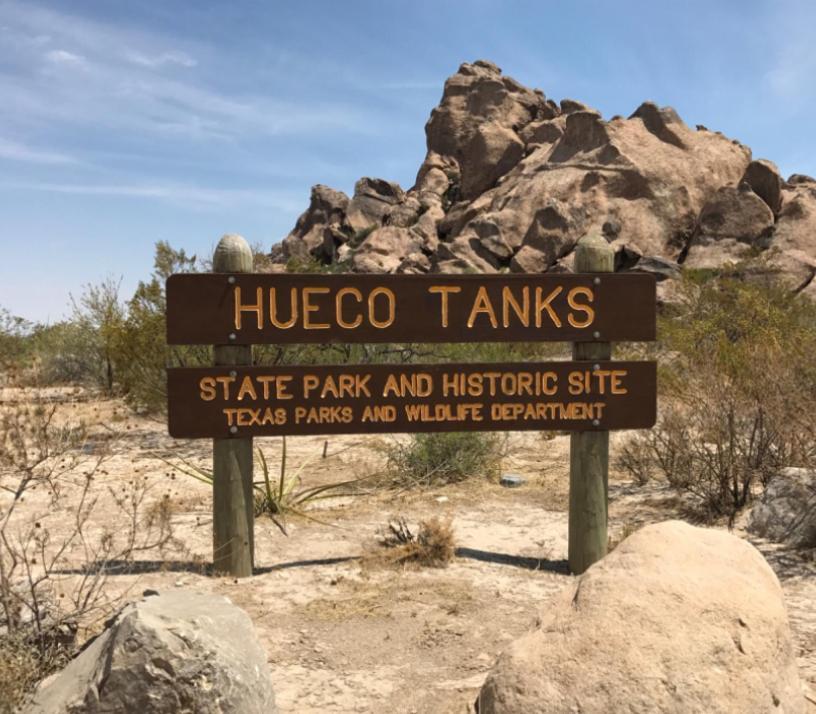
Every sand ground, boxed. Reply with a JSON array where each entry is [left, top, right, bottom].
[[2, 386, 814, 713]]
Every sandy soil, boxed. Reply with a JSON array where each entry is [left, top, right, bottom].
[[2, 387, 815, 713]]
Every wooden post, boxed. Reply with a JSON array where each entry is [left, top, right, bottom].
[[212, 234, 254, 577], [568, 232, 614, 575]]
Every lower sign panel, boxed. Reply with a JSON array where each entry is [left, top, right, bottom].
[[167, 361, 656, 438]]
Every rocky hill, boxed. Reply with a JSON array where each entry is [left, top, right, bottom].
[[272, 59, 816, 298]]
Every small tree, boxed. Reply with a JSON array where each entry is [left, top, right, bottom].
[[69, 276, 125, 394], [113, 242, 208, 412]]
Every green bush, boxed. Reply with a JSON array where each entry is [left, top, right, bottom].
[[617, 275, 816, 520], [384, 431, 504, 488], [0, 308, 35, 384], [112, 241, 209, 412]]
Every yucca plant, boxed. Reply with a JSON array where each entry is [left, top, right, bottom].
[[158, 437, 364, 535], [253, 438, 364, 534]]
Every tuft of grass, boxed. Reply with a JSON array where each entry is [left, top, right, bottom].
[[0, 633, 71, 713], [382, 432, 504, 489], [373, 516, 456, 568]]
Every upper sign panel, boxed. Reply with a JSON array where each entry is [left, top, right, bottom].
[[166, 273, 656, 345]]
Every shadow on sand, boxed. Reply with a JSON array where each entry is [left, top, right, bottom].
[[55, 550, 570, 576]]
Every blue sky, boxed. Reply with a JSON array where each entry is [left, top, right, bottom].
[[1, 0, 814, 322]]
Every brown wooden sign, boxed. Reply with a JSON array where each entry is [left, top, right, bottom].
[[166, 273, 656, 345], [167, 361, 657, 438]]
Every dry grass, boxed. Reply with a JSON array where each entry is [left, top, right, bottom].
[[369, 516, 456, 569], [0, 634, 70, 713]]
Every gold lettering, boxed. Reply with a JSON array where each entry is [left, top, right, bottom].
[[336, 287, 363, 329], [276, 375, 293, 400], [428, 285, 462, 328], [467, 287, 498, 328], [567, 286, 595, 328], [382, 373, 399, 397], [611, 370, 627, 395], [535, 286, 563, 328], [234, 286, 263, 330], [236, 376, 258, 401], [502, 286, 530, 327], [568, 371, 584, 396], [303, 375, 320, 398], [270, 287, 298, 329], [369, 287, 396, 328], [256, 375, 274, 399], [215, 375, 236, 400], [320, 376, 340, 399], [199, 377, 217, 401], [355, 374, 372, 397], [303, 287, 330, 329], [541, 371, 558, 396]]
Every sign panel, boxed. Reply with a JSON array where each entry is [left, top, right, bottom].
[[167, 361, 657, 438], [166, 273, 656, 345]]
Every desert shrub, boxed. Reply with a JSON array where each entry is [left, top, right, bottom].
[[12, 278, 126, 391], [0, 309, 37, 387], [384, 431, 503, 488], [112, 241, 209, 412], [0, 398, 178, 708], [618, 276, 816, 520], [29, 320, 97, 386], [0, 308, 34, 368], [374, 515, 456, 568]]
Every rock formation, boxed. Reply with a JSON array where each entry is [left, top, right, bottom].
[[476, 520, 805, 713], [25, 590, 276, 714], [273, 60, 816, 298]]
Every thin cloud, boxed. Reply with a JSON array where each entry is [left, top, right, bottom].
[[0, 3, 375, 141], [125, 50, 197, 69], [0, 138, 76, 164], [44, 48, 87, 67], [0, 179, 305, 212]]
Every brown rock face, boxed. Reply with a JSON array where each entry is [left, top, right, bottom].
[[743, 159, 784, 215], [477, 521, 805, 714], [273, 60, 815, 291]]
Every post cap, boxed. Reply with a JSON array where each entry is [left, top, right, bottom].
[[213, 233, 253, 273]]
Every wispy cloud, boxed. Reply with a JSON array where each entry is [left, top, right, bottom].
[[0, 2, 375, 142], [0, 179, 305, 212], [0, 138, 76, 164], [44, 48, 86, 67], [124, 49, 197, 69]]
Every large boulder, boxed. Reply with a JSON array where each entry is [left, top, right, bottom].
[[478, 521, 804, 714], [748, 468, 816, 548], [26, 590, 276, 714], [424, 60, 551, 201], [351, 226, 422, 273], [281, 184, 350, 262], [346, 177, 406, 233], [683, 184, 776, 270], [743, 159, 784, 216]]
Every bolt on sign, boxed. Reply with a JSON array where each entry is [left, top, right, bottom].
[[166, 273, 657, 439]]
